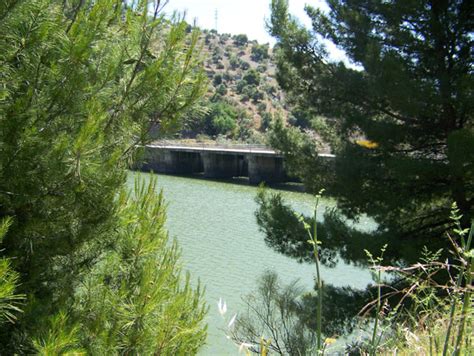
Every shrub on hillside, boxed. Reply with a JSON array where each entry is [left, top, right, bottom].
[[240, 60, 250, 70], [235, 110, 254, 140], [263, 83, 277, 96], [229, 55, 240, 69], [233, 33, 248, 46], [257, 102, 267, 114], [212, 53, 222, 64], [204, 101, 237, 136], [223, 71, 232, 82], [251, 43, 269, 62], [261, 112, 273, 130], [213, 74, 223, 85], [253, 90, 264, 103], [257, 64, 268, 73], [216, 84, 227, 96], [236, 80, 247, 94], [243, 69, 261, 85]]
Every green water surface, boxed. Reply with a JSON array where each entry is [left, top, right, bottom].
[[127, 172, 373, 355]]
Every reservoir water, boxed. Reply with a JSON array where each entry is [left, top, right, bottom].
[[127, 172, 373, 355]]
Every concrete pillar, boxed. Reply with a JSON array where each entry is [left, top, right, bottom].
[[247, 154, 285, 184], [140, 147, 202, 174], [202, 152, 241, 179]]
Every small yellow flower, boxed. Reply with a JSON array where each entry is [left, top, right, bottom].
[[356, 140, 379, 149], [324, 337, 337, 345]]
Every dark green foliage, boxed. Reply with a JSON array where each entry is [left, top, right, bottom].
[[257, 102, 267, 114], [253, 187, 448, 348], [269, 0, 473, 237], [261, 112, 273, 131], [268, 118, 336, 187], [234, 71, 264, 104], [32, 312, 84, 354], [241, 85, 260, 103], [245, 1, 474, 345], [219, 33, 230, 45], [212, 53, 222, 64], [212, 47, 223, 64], [256, 188, 433, 267], [250, 43, 269, 62], [233, 33, 248, 46], [251, 89, 264, 103], [229, 55, 240, 69], [288, 108, 313, 129], [236, 80, 247, 94], [243, 69, 261, 85], [0, 219, 24, 326], [298, 284, 370, 337], [0, 0, 207, 351], [213, 73, 223, 85], [76, 179, 207, 354], [240, 94, 250, 103], [235, 110, 254, 140], [240, 60, 250, 70], [216, 84, 227, 96], [204, 101, 237, 136], [222, 71, 232, 82], [219, 35, 228, 45]]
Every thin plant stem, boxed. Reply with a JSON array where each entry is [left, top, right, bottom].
[[370, 267, 381, 356], [443, 220, 473, 356], [443, 273, 461, 355], [453, 221, 473, 356], [306, 192, 323, 353], [314, 196, 322, 353], [364, 244, 386, 355]]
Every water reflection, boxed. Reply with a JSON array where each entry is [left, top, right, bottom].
[[127, 172, 373, 355]]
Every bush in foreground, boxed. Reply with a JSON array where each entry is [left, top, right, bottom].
[[0, 0, 207, 352]]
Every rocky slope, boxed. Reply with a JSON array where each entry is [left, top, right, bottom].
[[178, 29, 292, 143]]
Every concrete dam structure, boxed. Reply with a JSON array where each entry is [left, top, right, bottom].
[[136, 143, 335, 185]]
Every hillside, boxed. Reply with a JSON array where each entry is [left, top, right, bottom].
[[179, 29, 291, 144]]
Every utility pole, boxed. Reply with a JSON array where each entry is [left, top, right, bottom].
[[214, 8, 218, 32]]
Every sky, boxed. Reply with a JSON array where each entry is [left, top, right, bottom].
[[162, 0, 326, 44], [162, 0, 348, 63]]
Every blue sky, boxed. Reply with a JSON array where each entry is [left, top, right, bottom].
[[162, 0, 348, 62]]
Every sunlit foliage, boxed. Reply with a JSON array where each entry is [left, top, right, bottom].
[[0, 0, 207, 352]]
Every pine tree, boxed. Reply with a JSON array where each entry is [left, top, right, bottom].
[[0, 219, 24, 326], [0, 0, 207, 351], [248, 0, 473, 343], [267, 0, 473, 239]]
